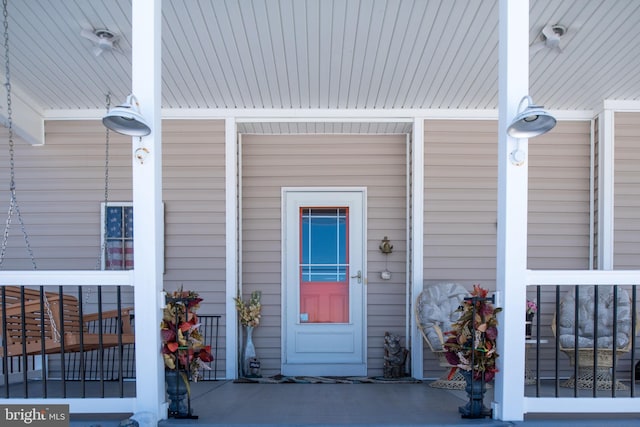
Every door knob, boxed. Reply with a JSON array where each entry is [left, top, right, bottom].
[[350, 270, 362, 284]]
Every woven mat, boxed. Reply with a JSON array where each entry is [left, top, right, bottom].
[[234, 375, 422, 384]]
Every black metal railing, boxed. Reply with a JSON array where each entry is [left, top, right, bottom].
[[198, 314, 221, 381], [1, 285, 222, 400], [525, 284, 639, 398]]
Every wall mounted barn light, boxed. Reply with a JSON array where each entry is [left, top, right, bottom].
[[507, 96, 556, 166], [102, 94, 151, 137], [507, 96, 556, 138]]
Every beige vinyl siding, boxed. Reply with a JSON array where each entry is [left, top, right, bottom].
[[528, 120, 592, 270], [0, 119, 227, 379], [0, 122, 132, 270], [424, 120, 498, 285], [162, 119, 227, 377], [241, 134, 407, 377], [614, 112, 640, 270], [527, 120, 592, 379], [422, 119, 592, 380], [611, 112, 640, 379], [422, 119, 498, 379]]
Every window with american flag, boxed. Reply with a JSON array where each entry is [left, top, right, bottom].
[[101, 203, 134, 270]]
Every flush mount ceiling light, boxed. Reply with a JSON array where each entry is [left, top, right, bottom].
[[102, 94, 151, 137], [507, 96, 556, 139], [530, 24, 567, 54], [80, 28, 122, 57]]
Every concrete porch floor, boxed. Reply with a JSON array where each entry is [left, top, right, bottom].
[[68, 380, 640, 427]]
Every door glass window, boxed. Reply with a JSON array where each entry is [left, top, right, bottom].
[[299, 208, 349, 323]]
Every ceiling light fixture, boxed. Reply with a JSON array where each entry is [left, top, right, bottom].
[[102, 94, 151, 136], [530, 24, 566, 54]]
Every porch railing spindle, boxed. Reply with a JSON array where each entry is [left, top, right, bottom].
[[554, 285, 561, 397], [37, 287, 48, 397], [77, 286, 85, 396], [19, 286, 27, 397], [97, 286, 105, 397], [1, 286, 9, 397], [535, 285, 541, 396], [592, 285, 599, 397], [58, 286, 66, 398], [117, 286, 124, 397], [631, 285, 637, 397], [572, 286, 579, 396], [611, 285, 618, 398]]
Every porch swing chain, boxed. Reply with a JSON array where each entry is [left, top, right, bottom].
[[0, 0, 60, 342], [88, 93, 112, 305]]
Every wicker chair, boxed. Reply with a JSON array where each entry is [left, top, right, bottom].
[[554, 286, 634, 390], [415, 282, 469, 389]]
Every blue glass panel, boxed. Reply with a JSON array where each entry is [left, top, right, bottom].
[[106, 207, 123, 238], [310, 217, 338, 264], [302, 218, 309, 265], [338, 218, 346, 264], [124, 207, 134, 238], [300, 208, 347, 283]]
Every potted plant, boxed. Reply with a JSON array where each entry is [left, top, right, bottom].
[[444, 284, 501, 418], [161, 288, 213, 418]]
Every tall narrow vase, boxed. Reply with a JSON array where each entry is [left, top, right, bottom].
[[243, 325, 256, 377], [458, 370, 491, 419]]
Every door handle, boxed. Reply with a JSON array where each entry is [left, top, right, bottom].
[[350, 270, 362, 284]]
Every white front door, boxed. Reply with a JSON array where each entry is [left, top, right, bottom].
[[282, 188, 366, 376]]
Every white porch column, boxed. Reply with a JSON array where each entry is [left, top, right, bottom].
[[495, 0, 529, 421], [225, 118, 239, 379], [410, 118, 425, 378], [597, 107, 615, 269], [131, 0, 165, 422]]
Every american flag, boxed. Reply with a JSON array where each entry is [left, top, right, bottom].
[[105, 206, 134, 270]]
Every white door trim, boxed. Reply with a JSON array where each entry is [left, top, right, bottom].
[[281, 187, 368, 376]]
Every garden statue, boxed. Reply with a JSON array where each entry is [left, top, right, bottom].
[[383, 331, 408, 378]]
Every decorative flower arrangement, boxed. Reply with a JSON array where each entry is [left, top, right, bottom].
[[234, 290, 262, 327], [444, 284, 502, 382], [161, 288, 213, 382], [526, 299, 538, 316]]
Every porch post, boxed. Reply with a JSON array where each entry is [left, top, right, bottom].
[[131, 0, 165, 421], [225, 117, 239, 379], [410, 118, 425, 378], [495, 0, 528, 420], [597, 107, 615, 269]]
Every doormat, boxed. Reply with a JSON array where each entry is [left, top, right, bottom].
[[234, 375, 422, 384]]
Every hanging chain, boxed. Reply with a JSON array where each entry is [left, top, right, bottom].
[[88, 93, 112, 305], [95, 93, 111, 271], [0, 0, 14, 269], [0, 0, 59, 341], [0, 0, 35, 268]]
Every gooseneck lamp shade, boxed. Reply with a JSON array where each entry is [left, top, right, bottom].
[[102, 94, 151, 137], [507, 96, 557, 138]]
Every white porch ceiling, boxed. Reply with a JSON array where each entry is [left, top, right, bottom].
[[3, 0, 640, 136]]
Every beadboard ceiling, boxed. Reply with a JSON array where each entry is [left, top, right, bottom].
[[3, 0, 640, 135]]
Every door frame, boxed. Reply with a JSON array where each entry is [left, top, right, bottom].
[[280, 187, 368, 376]]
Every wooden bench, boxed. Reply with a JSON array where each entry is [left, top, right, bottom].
[[0, 286, 134, 357]]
